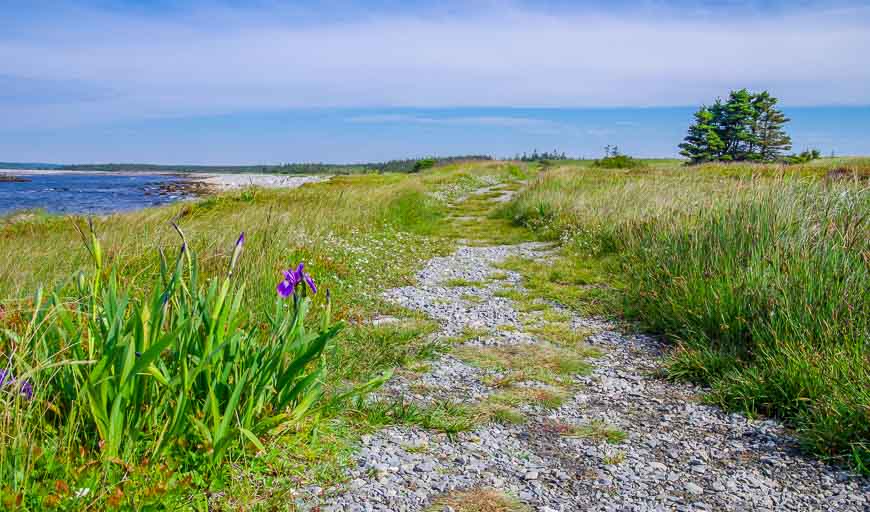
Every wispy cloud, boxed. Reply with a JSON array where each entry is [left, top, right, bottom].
[[1, 1, 869, 132], [586, 128, 616, 137], [345, 113, 565, 133]]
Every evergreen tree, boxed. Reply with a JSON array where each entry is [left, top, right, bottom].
[[680, 89, 793, 164], [718, 89, 755, 160], [750, 91, 792, 161], [679, 106, 725, 164]]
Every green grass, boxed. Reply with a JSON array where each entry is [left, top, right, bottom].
[[501, 158, 870, 472], [564, 420, 628, 444], [352, 399, 481, 434], [487, 385, 568, 410], [426, 487, 529, 512], [445, 278, 485, 288], [0, 162, 527, 507], [495, 254, 616, 317]]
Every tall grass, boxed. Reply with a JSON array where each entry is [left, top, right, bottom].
[[0, 224, 378, 506], [0, 162, 527, 506], [502, 161, 869, 472]]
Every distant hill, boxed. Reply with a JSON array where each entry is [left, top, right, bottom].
[[0, 155, 492, 175]]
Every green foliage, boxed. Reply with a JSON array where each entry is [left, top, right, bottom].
[[503, 162, 870, 473], [784, 149, 822, 164], [0, 225, 388, 505], [515, 149, 569, 162], [412, 158, 437, 172], [384, 188, 446, 235], [750, 91, 792, 161], [678, 106, 724, 163], [592, 154, 643, 169], [681, 89, 792, 164], [0, 160, 526, 504]]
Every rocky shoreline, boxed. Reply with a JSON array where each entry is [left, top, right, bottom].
[[0, 173, 31, 183]]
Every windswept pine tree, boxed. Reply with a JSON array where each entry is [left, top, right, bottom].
[[680, 89, 793, 164], [678, 106, 725, 163], [750, 91, 792, 161]]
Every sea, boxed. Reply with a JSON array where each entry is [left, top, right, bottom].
[[0, 171, 192, 215]]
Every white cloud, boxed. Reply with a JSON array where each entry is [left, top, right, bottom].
[[345, 114, 564, 133], [1, 2, 869, 129]]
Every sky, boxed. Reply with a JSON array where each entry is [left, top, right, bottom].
[[1, 0, 869, 164]]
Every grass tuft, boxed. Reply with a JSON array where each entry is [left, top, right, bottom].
[[427, 488, 530, 512]]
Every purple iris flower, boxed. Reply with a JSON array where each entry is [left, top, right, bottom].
[[277, 269, 299, 298], [276, 262, 317, 297], [0, 368, 34, 400], [303, 274, 317, 295]]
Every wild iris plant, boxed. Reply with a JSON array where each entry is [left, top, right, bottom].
[[1, 221, 383, 494], [277, 262, 318, 298]]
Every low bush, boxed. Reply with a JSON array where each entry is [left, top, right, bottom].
[[592, 154, 644, 169]]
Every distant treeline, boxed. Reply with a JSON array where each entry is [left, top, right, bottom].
[[0, 162, 64, 170], [514, 150, 569, 162], [2, 155, 493, 175]]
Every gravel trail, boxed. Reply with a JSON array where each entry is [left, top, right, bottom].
[[314, 190, 869, 512]]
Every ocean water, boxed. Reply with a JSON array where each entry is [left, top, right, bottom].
[[0, 172, 191, 215]]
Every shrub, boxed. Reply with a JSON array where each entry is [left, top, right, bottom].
[[783, 149, 822, 164], [592, 154, 643, 169], [412, 158, 437, 172]]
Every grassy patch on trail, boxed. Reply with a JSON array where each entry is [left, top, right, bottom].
[[603, 451, 627, 465], [352, 399, 481, 434], [426, 488, 530, 512], [445, 278, 485, 288], [461, 293, 485, 304], [327, 318, 442, 386], [495, 254, 618, 317], [525, 322, 598, 349], [434, 173, 539, 246], [501, 159, 870, 473], [488, 385, 569, 410], [453, 343, 593, 382], [478, 404, 526, 425], [443, 326, 490, 345], [557, 420, 628, 444]]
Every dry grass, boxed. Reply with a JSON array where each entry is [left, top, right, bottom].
[[427, 488, 530, 512], [453, 342, 594, 380]]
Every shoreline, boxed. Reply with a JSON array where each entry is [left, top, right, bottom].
[[0, 168, 331, 192]]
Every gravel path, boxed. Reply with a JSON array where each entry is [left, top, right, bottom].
[[312, 192, 869, 511]]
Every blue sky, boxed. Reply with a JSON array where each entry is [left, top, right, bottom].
[[2, 1, 869, 163]]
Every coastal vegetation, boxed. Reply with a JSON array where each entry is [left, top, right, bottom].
[[2, 155, 868, 509], [679, 89, 819, 164], [500, 157, 869, 473], [0, 162, 527, 508]]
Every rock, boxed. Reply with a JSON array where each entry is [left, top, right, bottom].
[[685, 483, 704, 495]]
